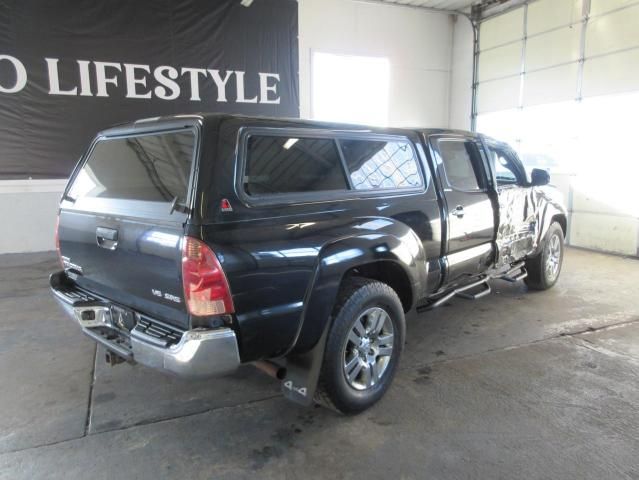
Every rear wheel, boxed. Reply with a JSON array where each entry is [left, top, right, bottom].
[[525, 221, 564, 290], [315, 278, 405, 414]]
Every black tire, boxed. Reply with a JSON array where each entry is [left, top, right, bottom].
[[525, 221, 564, 290], [315, 278, 405, 414]]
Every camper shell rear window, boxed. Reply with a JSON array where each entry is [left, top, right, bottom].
[[68, 130, 196, 204]]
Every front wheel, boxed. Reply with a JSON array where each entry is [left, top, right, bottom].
[[525, 221, 564, 290], [315, 278, 405, 414]]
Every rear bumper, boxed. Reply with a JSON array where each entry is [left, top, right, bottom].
[[131, 328, 239, 378], [50, 272, 240, 379]]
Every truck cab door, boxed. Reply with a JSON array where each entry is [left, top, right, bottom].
[[430, 136, 496, 283], [483, 140, 538, 267]]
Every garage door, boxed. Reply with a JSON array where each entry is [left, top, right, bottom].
[[475, 0, 639, 256]]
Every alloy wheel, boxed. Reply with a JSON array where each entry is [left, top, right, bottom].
[[545, 233, 561, 282], [342, 307, 394, 390]]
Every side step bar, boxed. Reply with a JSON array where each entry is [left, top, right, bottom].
[[457, 281, 492, 300], [417, 276, 491, 312], [416, 262, 527, 313], [499, 261, 528, 283]]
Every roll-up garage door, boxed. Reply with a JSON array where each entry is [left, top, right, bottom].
[[475, 0, 639, 257]]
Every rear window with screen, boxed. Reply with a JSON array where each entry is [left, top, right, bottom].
[[244, 136, 347, 195], [68, 131, 195, 203], [340, 139, 422, 190]]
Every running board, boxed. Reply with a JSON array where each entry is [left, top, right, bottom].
[[415, 262, 528, 313], [417, 276, 491, 312], [457, 281, 491, 300], [498, 262, 528, 283]]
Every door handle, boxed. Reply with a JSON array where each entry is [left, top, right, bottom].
[[451, 206, 465, 218], [96, 227, 119, 250]]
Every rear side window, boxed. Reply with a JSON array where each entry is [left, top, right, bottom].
[[437, 140, 485, 191], [340, 139, 422, 190], [68, 131, 195, 203], [244, 136, 347, 195]]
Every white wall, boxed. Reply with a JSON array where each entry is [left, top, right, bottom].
[[0, 180, 64, 254], [448, 14, 474, 131], [2, 1, 457, 255], [298, 0, 454, 127]]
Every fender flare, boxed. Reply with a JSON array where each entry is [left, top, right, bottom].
[[285, 223, 427, 356], [532, 190, 568, 256]]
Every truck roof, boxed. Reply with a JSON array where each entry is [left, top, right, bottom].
[[99, 112, 479, 139]]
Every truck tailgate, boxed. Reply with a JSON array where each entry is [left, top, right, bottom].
[[57, 128, 197, 329]]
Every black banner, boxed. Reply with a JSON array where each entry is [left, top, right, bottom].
[[0, 0, 299, 179]]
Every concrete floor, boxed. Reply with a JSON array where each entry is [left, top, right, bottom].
[[0, 248, 638, 479]]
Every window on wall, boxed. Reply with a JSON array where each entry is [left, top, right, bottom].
[[311, 52, 390, 126], [476, 109, 521, 150], [477, 91, 639, 219], [476, 102, 581, 174], [577, 92, 639, 219]]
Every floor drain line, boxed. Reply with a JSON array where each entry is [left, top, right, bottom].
[[84, 344, 98, 437]]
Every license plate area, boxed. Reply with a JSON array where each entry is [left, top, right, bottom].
[[109, 305, 137, 331]]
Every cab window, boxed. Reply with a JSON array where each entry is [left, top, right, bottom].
[[436, 139, 486, 191], [487, 146, 525, 187]]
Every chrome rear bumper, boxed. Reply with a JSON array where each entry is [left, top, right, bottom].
[[131, 328, 240, 378], [50, 273, 240, 379]]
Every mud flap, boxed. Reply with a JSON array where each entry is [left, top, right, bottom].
[[280, 324, 329, 406]]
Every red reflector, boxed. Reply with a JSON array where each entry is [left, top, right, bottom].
[[181, 237, 234, 316], [220, 198, 233, 212]]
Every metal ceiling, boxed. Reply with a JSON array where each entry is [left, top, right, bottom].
[[365, 0, 529, 18], [377, 0, 478, 12]]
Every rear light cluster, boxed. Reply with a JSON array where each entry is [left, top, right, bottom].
[[181, 237, 234, 317]]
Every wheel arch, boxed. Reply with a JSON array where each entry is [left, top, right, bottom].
[[551, 213, 567, 238], [287, 228, 426, 356], [340, 260, 413, 313], [531, 194, 568, 256]]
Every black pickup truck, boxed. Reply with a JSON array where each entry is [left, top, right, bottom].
[[51, 113, 567, 414]]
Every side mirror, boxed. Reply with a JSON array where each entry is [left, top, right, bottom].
[[530, 168, 550, 186]]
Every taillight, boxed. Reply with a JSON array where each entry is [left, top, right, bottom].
[[54, 214, 63, 268], [181, 237, 234, 316]]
